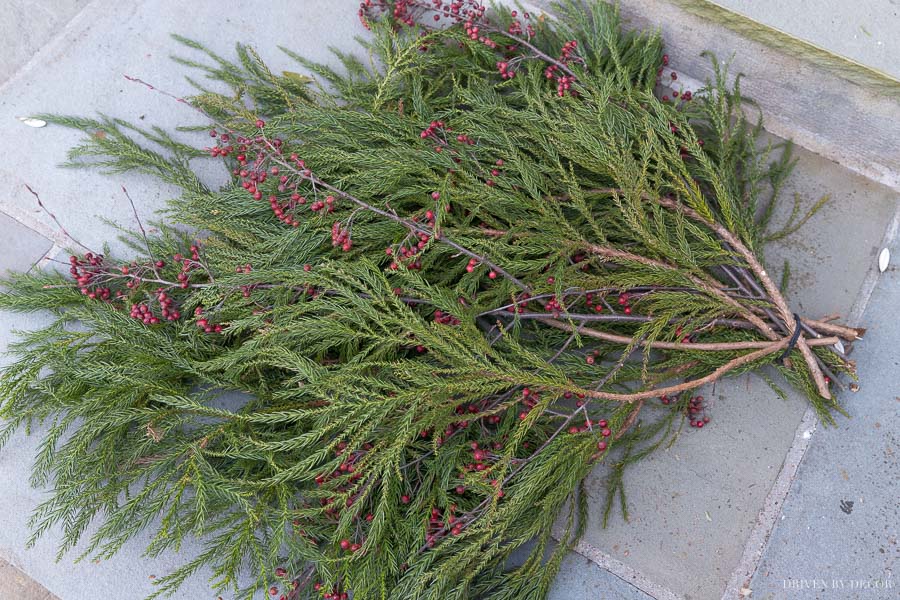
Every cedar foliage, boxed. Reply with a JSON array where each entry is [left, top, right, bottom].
[[0, 2, 860, 598]]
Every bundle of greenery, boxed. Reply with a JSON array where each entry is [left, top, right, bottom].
[[0, 2, 861, 598]]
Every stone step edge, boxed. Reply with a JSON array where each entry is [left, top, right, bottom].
[[669, 0, 899, 96]]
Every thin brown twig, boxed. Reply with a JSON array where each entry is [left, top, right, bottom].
[[613, 399, 644, 441], [503, 311, 757, 330], [574, 335, 796, 403], [539, 317, 839, 352], [24, 184, 95, 253], [121, 185, 160, 278]]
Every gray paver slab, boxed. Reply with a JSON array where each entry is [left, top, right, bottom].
[[763, 138, 899, 319], [558, 0, 900, 193], [509, 539, 655, 600], [0, 212, 52, 271], [576, 373, 810, 600], [550, 552, 654, 600], [0, 0, 89, 84], [0, 558, 57, 600], [0, 0, 363, 258], [749, 235, 900, 599], [0, 279, 221, 600]]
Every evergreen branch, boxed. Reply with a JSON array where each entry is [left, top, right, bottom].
[[0, 4, 862, 598]]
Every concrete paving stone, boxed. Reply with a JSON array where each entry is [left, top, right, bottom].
[[0, 266, 225, 598], [0, 0, 89, 84], [509, 539, 654, 600], [0, 558, 58, 600], [0, 211, 53, 272], [749, 233, 900, 599], [0, 301, 222, 600], [714, 0, 900, 81], [762, 137, 899, 320], [0, 0, 364, 258], [549, 552, 654, 600], [567, 146, 898, 600], [575, 373, 810, 600]]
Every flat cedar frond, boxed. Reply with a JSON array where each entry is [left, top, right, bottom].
[[0, 2, 860, 599]]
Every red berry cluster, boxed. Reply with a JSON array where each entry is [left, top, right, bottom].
[[425, 505, 458, 546], [387, 211, 433, 270], [674, 325, 693, 344], [502, 292, 530, 314], [267, 585, 285, 600], [461, 256, 497, 280], [429, 399, 503, 446], [433, 309, 461, 326], [230, 136, 324, 228], [543, 40, 581, 96], [597, 420, 614, 452], [158, 290, 180, 320], [567, 416, 609, 436], [618, 292, 632, 315], [559, 39, 578, 62], [206, 129, 234, 158], [359, 0, 489, 33], [265, 566, 300, 600], [655, 57, 695, 106], [687, 394, 710, 428], [330, 221, 353, 252], [309, 195, 334, 213], [483, 413, 501, 425], [544, 295, 564, 317], [69, 253, 112, 300], [316, 581, 349, 600], [234, 263, 256, 298], [659, 393, 711, 428], [420, 119, 448, 140], [466, 442, 493, 472], [175, 244, 203, 289], [67, 241, 224, 333], [496, 60, 516, 79], [518, 387, 541, 420], [315, 441, 366, 488], [129, 302, 160, 325], [583, 291, 604, 313], [555, 74, 575, 97], [505, 10, 534, 38], [453, 444, 504, 490], [338, 538, 362, 553], [193, 306, 223, 334]]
